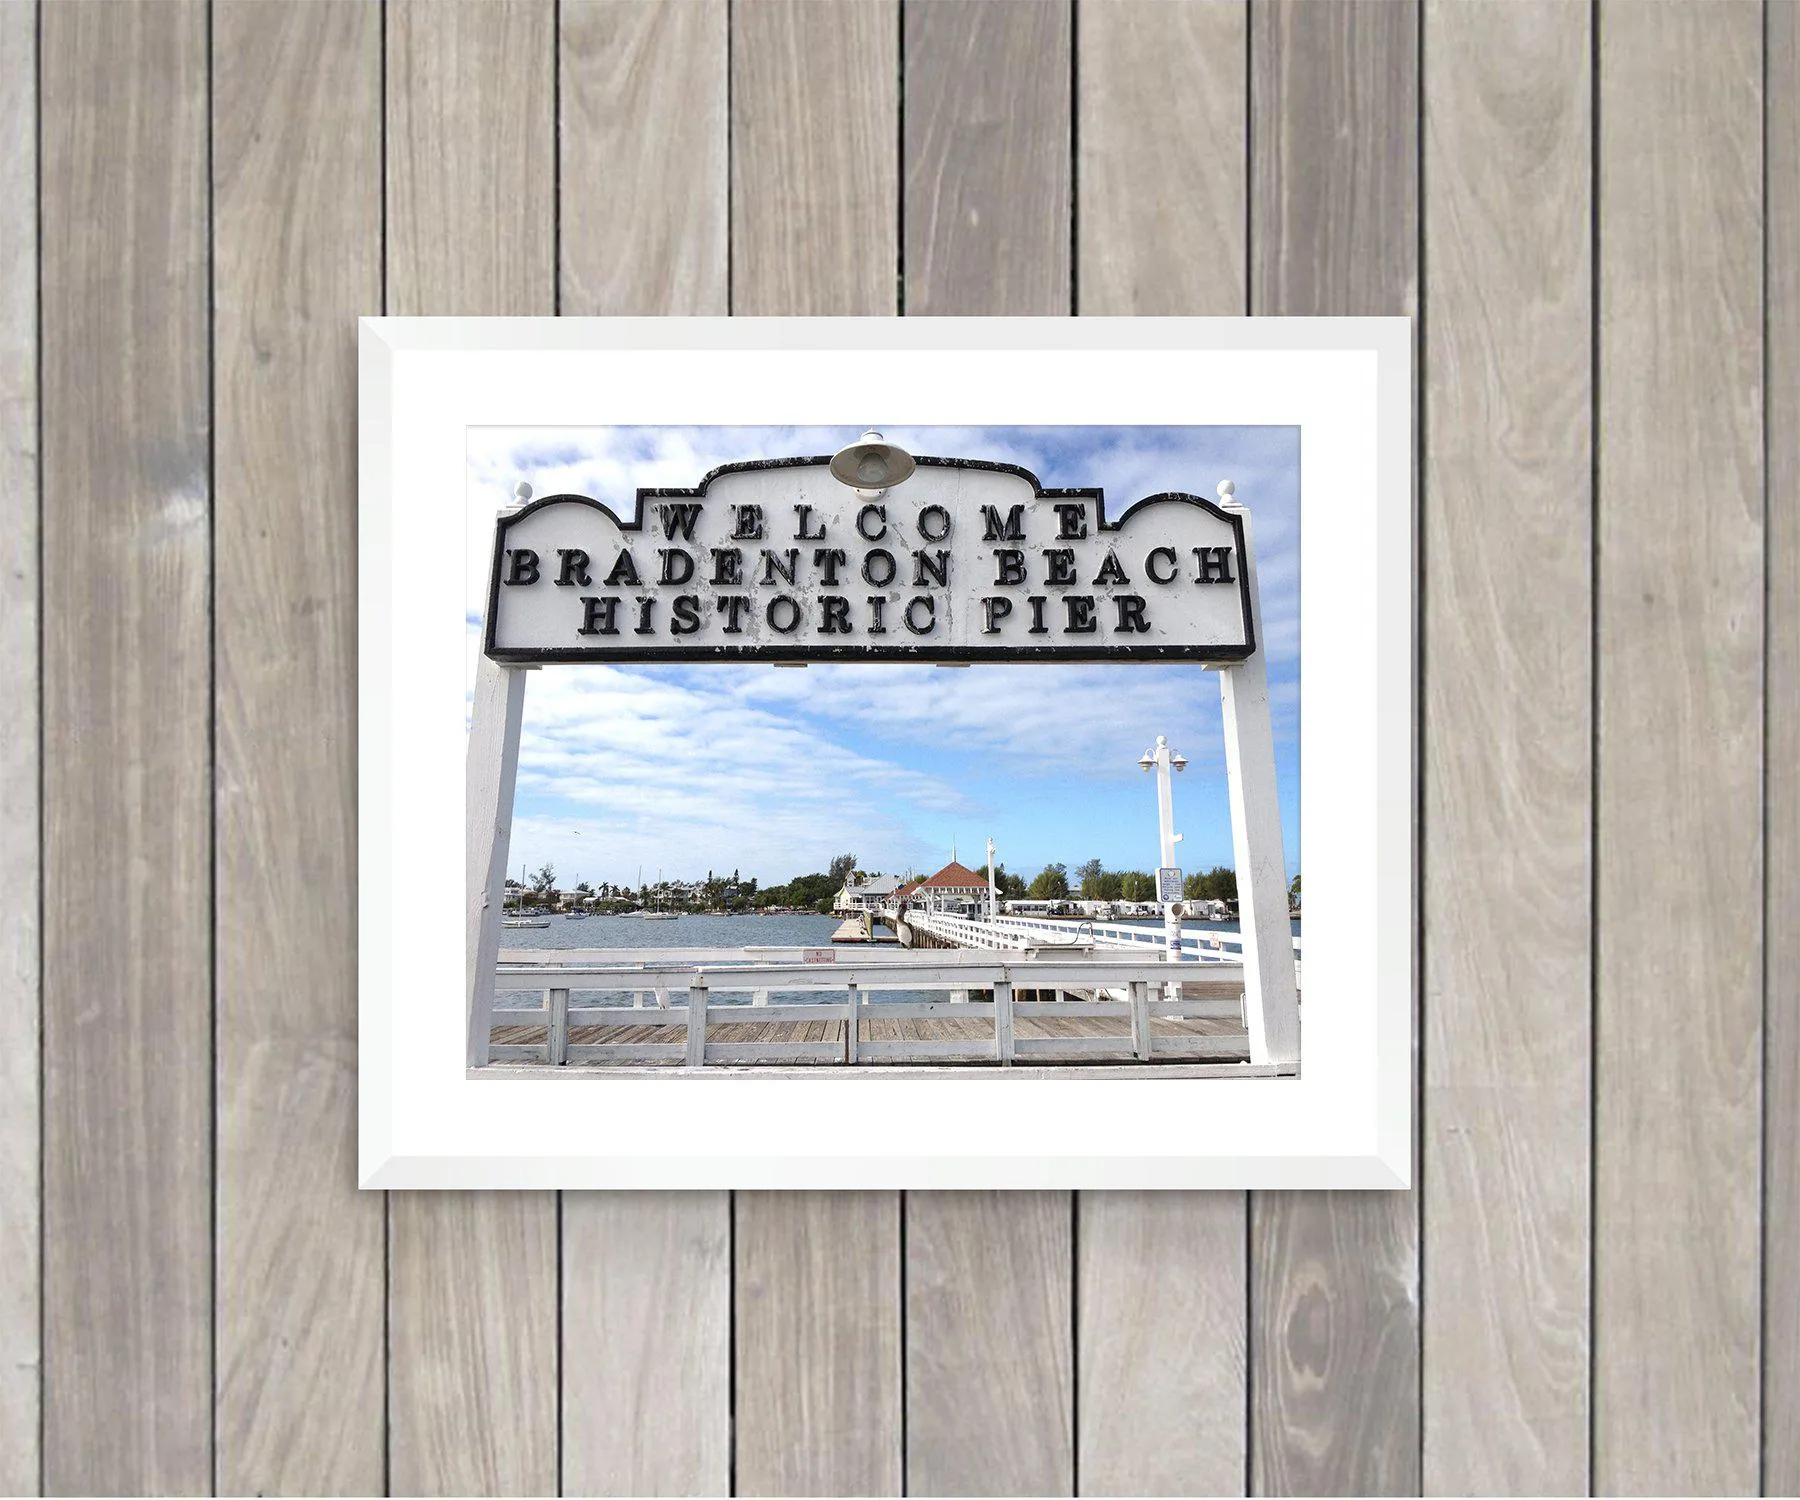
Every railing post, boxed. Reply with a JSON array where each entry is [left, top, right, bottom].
[[465, 656, 527, 1068], [686, 979, 708, 1068], [549, 986, 569, 1066], [994, 979, 1014, 1065], [1129, 979, 1152, 1061], [845, 982, 860, 1064]]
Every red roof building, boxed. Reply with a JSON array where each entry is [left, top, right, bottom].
[[911, 860, 990, 912]]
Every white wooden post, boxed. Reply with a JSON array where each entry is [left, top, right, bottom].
[[548, 987, 569, 1066], [466, 653, 527, 1068], [845, 982, 860, 1064], [994, 979, 1014, 1065], [1216, 482, 1301, 1066], [752, 988, 770, 1007], [1129, 978, 1152, 1061], [686, 980, 708, 1068]]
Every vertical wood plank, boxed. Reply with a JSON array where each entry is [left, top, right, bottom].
[[211, 5, 386, 1490], [907, 1192, 1073, 1496], [1248, 3, 1420, 1493], [901, 6, 1074, 1493], [1766, 4, 1800, 1491], [556, 6, 731, 1492], [385, 3, 561, 1493], [904, 0, 1070, 316], [1594, 4, 1763, 1492], [730, 5, 905, 1493], [732, 0, 898, 317], [1419, 3, 1592, 1493], [40, 2, 213, 1491], [1075, 4, 1250, 1494], [0, 3, 35, 1490]]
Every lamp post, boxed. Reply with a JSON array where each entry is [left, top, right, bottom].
[[1138, 735, 1188, 975], [986, 837, 998, 920]]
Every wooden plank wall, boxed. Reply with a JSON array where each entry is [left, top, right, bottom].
[[4, 0, 1791, 1494]]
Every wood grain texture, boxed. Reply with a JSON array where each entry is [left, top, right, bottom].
[[1594, 3, 1764, 1492], [560, 0, 727, 318], [556, 6, 731, 1492], [1077, 0, 1246, 316], [1076, 1194, 1245, 1496], [904, 0, 1070, 316], [211, 4, 385, 1491], [1420, 3, 1592, 1493], [906, 1192, 1072, 1496], [1767, 5, 1800, 1491], [40, 2, 213, 1492], [1074, 6, 1249, 1494], [561, 1193, 729, 1495], [736, 1192, 902, 1496], [732, 0, 898, 316], [1248, 3, 1419, 1493], [0, 3, 34, 1490], [385, 3, 560, 1493]]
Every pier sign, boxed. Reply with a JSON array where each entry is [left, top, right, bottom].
[[483, 455, 1255, 665]]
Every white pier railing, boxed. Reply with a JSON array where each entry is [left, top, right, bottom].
[[894, 909, 1303, 966], [482, 947, 1281, 1071]]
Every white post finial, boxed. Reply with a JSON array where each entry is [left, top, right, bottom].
[[1217, 478, 1236, 502], [513, 481, 533, 507]]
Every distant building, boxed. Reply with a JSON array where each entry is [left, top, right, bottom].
[[835, 873, 902, 913], [911, 860, 990, 914]]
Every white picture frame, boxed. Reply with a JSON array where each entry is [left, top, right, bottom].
[[358, 316, 1413, 1190]]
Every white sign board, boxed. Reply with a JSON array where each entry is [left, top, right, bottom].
[[1157, 866, 1184, 903], [484, 457, 1254, 665]]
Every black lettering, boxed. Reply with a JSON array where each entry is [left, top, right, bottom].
[[994, 548, 1027, 586], [658, 502, 702, 541], [814, 547, 848, 585], [604, 549, 641, 588], [659, 548, 695, 585], [634, 596, 655, 635], [1054, 503, 1088, 540], [913, 549, 950, 588], [1194, 545, 1235, 583], [867, 596, 888, 634], [504, 548, 540, 586], [718, 595, 751, 634], [767, 594, 802, 634], [577, 596, 619, 636], [904, 596, 936, 635], [981, 597, 1013, 634], [1028, 596, 1049, 634], [1065, 595, 1097, 633], [671, 595, 703, 635], [917, 504, 952, 542], [761, 548, 799, 586], [1146, 546, 1178, 585], [819, 595, 852, 634], [1093, 550, 1130, 587], [862, 548, 897, 586], [793, 504, 827, 541], [555, 548, 592, 587], [1043, 548, 1077, 585], [1114, 595, 1151, 633], [857, 504, 888, 541], [732, 504, 764, 540], [710, 547, 743, 586], [981, 503, 1025, 541]]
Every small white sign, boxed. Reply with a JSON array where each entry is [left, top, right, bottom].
[[801, 948, 836, 965], [1157, 866, 1184, 903]]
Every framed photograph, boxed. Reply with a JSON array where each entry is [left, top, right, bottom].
[[358, 317, 1412, 1189]]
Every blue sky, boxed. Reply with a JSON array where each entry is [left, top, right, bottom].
[[467, 425, 1299, 890]]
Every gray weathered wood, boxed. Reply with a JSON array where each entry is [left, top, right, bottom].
[[0, 3, 34, 1490], [904, 0, 1070, 316], [735, 1192, 903, 1496], [548, 988, 569, 1066], [385, 2, 560, 1491], [906, 1192, 1072, 1495], [846, 982, 860, 1064], [1767, 6, 1800, 1490], [1128, 980, 1151, 1063], [686, 980, 708, 1068], [1594, 4, 1764, 1492], [210, 2, 386, 1491], [1419, 3, 1592, 1492], [561, 1192, 730, 1495], [993, 978, 1013, 1064], [1249, 3, 1420, 1492], [732, 0, 898, 316], [1078, 1193, 1245, 1495], [560, 0, 726, 316], [40, 3, 213, 1491]]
